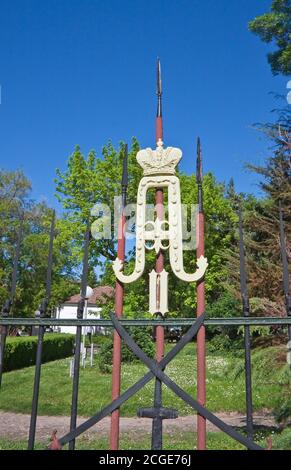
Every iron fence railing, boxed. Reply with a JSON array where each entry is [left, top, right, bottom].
[[1, 316, 291, 327], [0, 313, 290, 451]]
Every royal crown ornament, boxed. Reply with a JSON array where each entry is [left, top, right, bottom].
[[113, 136, 208, 315], [136, 140, 182, 176]]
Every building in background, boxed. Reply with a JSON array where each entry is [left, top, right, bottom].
[[56, 286, 114, 335]]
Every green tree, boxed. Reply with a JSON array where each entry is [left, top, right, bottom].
[[55, 139, 142, 267], [0, 169, 31, 308], [15, 205, 78, 316], [249, 0, 291, 75], [244, 107, 290, 312], [100, 171, 237, 318], [225, 106, 290, 316], [0, 169, 77, 317]]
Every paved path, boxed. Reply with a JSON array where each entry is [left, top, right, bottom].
[[0, 410, 277, 442]]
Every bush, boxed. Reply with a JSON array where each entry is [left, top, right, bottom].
[[207, 292, 241, 321], [274, 396, 291, 427], [3, 333, 75, 372], [207, 334, 244, 354], [270, 428, 291, 450], [98, 341, 114, 374], [207, 334, 232, 353], [85, 334, 111, 348], [206, 292, 242, 342], [98, 327, 155, 374], [273, 365, 291, 427]]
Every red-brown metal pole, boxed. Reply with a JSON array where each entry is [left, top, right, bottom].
[[155, 196, 164, 362], [155, 58, 164, 362], [196, 137, 206, 450], [110, 145, 128, 450], [156, 117, 163, 148]]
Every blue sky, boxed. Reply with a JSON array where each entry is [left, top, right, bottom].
[[0, 0, 288, 212]]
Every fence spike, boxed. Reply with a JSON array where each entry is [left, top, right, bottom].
[[156, 57, 162, 118], [69, 220, 91, 451], [279, 201, 291, 343], [238, 208, 254, 441], [121, 143, 128, 187], [196, 137, 203, 213], [28, 209, 56, 450]]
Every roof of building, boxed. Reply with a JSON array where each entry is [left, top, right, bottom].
[[64, 286, 114, 306]]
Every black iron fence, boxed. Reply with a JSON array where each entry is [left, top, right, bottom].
[[0, 202, 289, 450], [0, 313, 290, 451]]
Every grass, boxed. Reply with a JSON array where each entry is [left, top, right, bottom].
[[0, 432, 266, 451], [0, 343, 290, 450], [0, 429, 290, 450], [0, 343, 288, 418], [0, 433, 244, 450]]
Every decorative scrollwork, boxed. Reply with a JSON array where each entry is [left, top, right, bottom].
[[113, 160, 208, 288]]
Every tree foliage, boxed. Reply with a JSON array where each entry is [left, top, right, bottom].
[[0, 170, 77, 316], [244, 107, 290, 312], [225, 106, 291, 317], [249, 0, 291, 75], [100, 169, 237, 318], [55, 139, 142, 264], [2, 117, 289, 323]]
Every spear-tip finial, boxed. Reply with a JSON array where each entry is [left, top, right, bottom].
[[156, 57, 162, 118], [156, 57, 162, 96], [196, 137, 202, 184], [121, 143, 128, 187]]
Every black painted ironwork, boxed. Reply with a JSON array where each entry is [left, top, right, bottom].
[[138, 380, 178, 450], [0, 215, 23, 388], [28, 210, 55, 450], [110, 313, 262, 450], [56, 314, 205, 446], [0, 311, 290, 449], [156, 58, 162, 117], [69, 221, 91, 450], [152, 378, 164, 450], [121, 143, 128, 193], [196, 137, 203, 212], [42, 311, 263, 450], [138, 332, 178, 452], [238, 208, 254, 441], [0, 316, 290, 327], [279, 202, 291, 344], [0, 204, 289, 450]]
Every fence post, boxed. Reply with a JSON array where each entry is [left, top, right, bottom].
[[110, 144, 128, 450], [238, 209, 254, 441], [151, 58, 166, 450], [28, 209, 55, 450], [279, 202, 291, 345], [196, 137, 206, 450], [69, 221, 90, 450]]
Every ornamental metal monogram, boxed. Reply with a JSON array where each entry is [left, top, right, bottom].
[[0, 59, 290, 453], [113, 138, 208, 315]]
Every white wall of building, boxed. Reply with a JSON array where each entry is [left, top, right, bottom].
[[56, 304, 102, 335]]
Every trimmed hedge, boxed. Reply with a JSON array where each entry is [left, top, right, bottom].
[[98, 328, 155, 374], [4, 334, 75, 372]]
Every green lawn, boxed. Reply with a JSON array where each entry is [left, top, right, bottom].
[[0, 429, 290, 450], [0, 343, 290, 450], [0, 433, 245, 450], [0, 432, 269, 451], [0, 343, 288, 418]]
